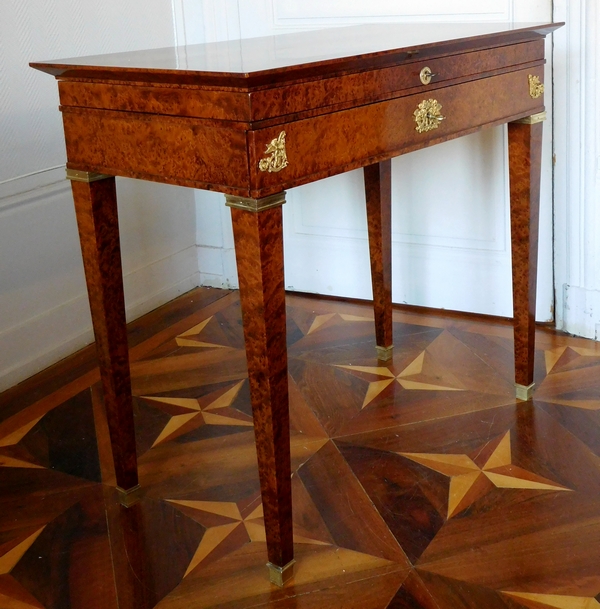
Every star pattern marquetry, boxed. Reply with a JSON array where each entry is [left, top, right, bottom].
[[168, 499, 328, 577], [503, 591, 600, 609], [175, 316, 231, 349], [4, 289, 600, 608], [0, 528, 45, 575], [544, 346, 600, 375], [553, 402, 600, 411], [0, 576, 45, 609], [142, 380, 253, 447], [0, 416, 45, 469], [306, 313, 373, 335], [0, 417, 43, 448], [0, 528, 46, 608], [537, 344, 600, 411], [400, 431, 571, 518], [0, 454, 44, 469], [336, 350, 464, 408]]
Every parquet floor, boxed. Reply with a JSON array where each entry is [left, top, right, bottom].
[[1, 287, 600, 609]]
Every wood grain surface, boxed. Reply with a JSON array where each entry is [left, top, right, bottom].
[[508, 120, 543, 388], [230, 205, 293, 569], [0, 287, 599, 609], [250, 67, 544, 197], [70, 178, 138, 491], [365, 160, 393, 352]]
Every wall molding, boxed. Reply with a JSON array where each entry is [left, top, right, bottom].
[[177, 0, 241, 43], [273, 0, 511, 25], [563, 285, 600, 340], [0, 0, 203, 394], [171, 0, 188, 47], [0, 179, 70, 217], [0, 166, 66, 207], [287, 129, 509, 252], [553, 0, 599, 337]]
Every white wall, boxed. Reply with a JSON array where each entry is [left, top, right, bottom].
[[167, 0, 600, 341], [191, 0, 556, 323], [0, 0, 199, 391], [553, 0, 600, 339]]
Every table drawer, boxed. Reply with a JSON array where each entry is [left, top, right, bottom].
[[250, 66, 545, 197], [249, 40, 544, 122]]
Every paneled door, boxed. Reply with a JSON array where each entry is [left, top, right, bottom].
[[194, 0, 555, 320]]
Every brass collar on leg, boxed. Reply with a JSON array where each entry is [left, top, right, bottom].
[[225, 192, 286, 213], [66, 168, 112, 183], [513, 111, 547, 125]]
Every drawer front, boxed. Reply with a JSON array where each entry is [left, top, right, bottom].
[[249, 40, 544, 121], [249, 66, 545, 197]]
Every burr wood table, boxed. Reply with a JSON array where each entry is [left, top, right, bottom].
[[31, 20, 562, 585]]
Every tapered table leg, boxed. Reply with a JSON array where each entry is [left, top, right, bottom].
[[508, 114, 544, 401], [364, 160, 393, 361], [68, 170, 139, 503], [226, 193, 294, 586]]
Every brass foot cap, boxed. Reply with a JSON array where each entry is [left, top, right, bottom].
[[116, 484, 142, 507], [267, 559, 295, 587], [515, 382, 535, 401], [376, 345, 394, 362]]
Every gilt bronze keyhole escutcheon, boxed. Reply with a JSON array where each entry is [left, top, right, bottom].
[[419, 66, 435, 85]]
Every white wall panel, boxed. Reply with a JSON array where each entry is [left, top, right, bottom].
[[1, 0, 177, 183], [274, 0, 510, 22], [0, 178, 198, 392], [291, 130, 506, 250], [283, 129, 511, 315], [0, 0, 199, 391], [212, 0, 553, 321], [553, 0, 600, 338], [188, 1, 555, 321]]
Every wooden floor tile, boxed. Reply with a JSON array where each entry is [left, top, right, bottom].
[[1, 287, 600, 608]]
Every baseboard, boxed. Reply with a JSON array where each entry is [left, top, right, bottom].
[[0, 247, 200, 393], [562, 284, 600, 340], [0, 166, 65, 205], [197, 245, 239, 289]]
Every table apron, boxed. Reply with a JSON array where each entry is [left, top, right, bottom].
[[251, 66, 544, 197], [62, 66, 544, 197]]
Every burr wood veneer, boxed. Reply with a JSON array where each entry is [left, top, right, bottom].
[[31, 21, 562, 584]]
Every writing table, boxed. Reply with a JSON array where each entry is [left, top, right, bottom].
[[31, 20, 562, 585]]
